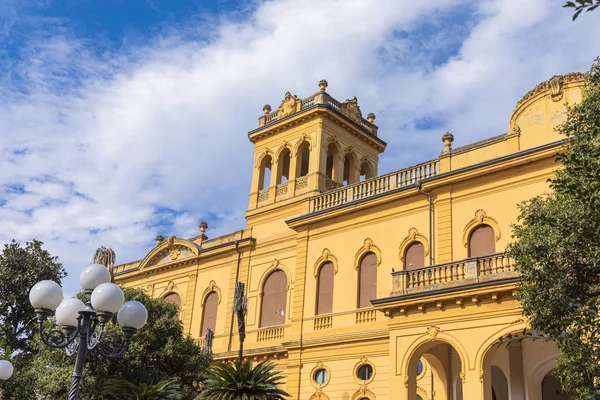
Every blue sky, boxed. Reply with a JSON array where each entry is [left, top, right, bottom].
[[1, 0, 599, 295]]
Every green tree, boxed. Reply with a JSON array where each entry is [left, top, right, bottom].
[[0, 239, 66, 354], [198, 360, 289, 400], [505, 58, 600, 399], [25, 287, 211, 400], [103, 377, 184, 400], [564, 0, 600, 20], [0, 239, 66, 399]]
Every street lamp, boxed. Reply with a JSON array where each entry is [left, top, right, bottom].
[[0, 359, 13, 399], [29, 263, 148, 400]]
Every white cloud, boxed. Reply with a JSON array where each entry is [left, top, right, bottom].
[[1, 0, 599, 294]]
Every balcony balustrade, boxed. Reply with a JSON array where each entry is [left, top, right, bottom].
[[391, 252, 517, 296]]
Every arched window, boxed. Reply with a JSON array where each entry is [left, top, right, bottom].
[[359, 162, 374, 181], [260, 270, 288, 328], [358, 252, 377, 308], [164, 292, 181, 319], [468, 224, 495, 257], [404, 242, 425, 270], [542, 370, 571, 399], [258, 155, 272, 190], [296, 142, 310, 177], [343, 154, 357, 186], [277, 148, 291, 184], [316, 262, 334, 315], [200, 291, 218, 337], [326, 143, 338, 180]]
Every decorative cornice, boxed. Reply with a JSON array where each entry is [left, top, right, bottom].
[[462, 209, 501, 248], [398, 227, 429, 262], [313, 248, 339, 278], [515, 72, 587, 108], [354, 238, 382, 270]]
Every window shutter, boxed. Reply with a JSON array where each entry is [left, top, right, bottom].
[[468, 224, 495, 257], [404, 242, 425, 270], [317, 262, 334, 315], [260, 270, 288, 327], [200, 292, 218, 337], [358, 252, 377, 308]]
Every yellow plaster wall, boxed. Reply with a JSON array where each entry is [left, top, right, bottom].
[[114, 75, 587, 399]]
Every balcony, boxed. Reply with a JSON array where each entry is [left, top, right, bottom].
[[391, 253, 518, 296], [308, 159, 439, 214]]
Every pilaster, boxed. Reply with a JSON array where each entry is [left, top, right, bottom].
[[436, 191, 453, 264], [183, 272, 198, 335]]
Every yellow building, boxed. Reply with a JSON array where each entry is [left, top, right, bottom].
[[114, 73, 586, 400]]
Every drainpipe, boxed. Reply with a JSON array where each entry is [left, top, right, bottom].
[[227, 240, 243, 353], [416, 182, 434, 266]]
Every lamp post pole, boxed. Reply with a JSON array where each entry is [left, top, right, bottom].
[[30, 262, 147, 400]]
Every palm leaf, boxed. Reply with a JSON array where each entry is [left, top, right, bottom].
[[198, 360, 289, 400], [103, 377, 184, 400]]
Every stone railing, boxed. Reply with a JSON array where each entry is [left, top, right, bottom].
[[276, 182, 288, 196], [199, 228, 252, 248], [392, 253, 517, 296], [356, 309, 377, 324], [258, 188, 269, 203], [309, 159, 439, 213], [259, 92, 377, 135], [296, 176, 309, 191], [256, 326, 285, 342], [313, 315, 332, 330]]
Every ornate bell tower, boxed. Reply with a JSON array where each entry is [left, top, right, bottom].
[[246, 79, 386, 214]]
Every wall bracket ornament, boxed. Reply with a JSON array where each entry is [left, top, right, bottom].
[[277, 91, 300, 119], [354, 238, 382, 270], [548, 75, 564, 102], [201, 280, 222, 305], [398, 227, 430, 261], [427, 325, 440, 341], [313, 248, 339, 278], [351, 387, 376, 400], [462, 209, 501, 248], [340, 97, 363, 124]]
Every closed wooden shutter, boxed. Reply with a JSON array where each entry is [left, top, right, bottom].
[[260, 270, 288, 327], [164, 293, 181, 319], [358, 252, 377, 308], [200, 292, 218, 337], [317, 262, 334, 315], [468, 224, 495, 257], [405, 242, 425, 270]]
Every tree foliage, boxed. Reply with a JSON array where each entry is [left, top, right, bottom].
[[564, 0, 600, 20], [197, 360, 289, 400], [0, 239, 66, 355], [505, 58, 600, 399], [27, 287, 211, 400]]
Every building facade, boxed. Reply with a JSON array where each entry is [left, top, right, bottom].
[[114, 74, 586, 400]]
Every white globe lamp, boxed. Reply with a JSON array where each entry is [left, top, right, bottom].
[[117, 301, 148, 330], [55, 298, 86, 328], [0, 360, 13, 383], [80, 264, 111, 292], [29, 280, 64, 318]]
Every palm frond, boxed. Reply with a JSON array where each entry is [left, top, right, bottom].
[[103, 377, 184, 400], [198, 360, 289, 400], [92, 246, 116, 282]]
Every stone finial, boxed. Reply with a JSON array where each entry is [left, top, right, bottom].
[[263, 104, 272, 115], [367, 112, 376, 123], [442, 132, 454, 154], [319, 79, 328, 92], [199, 221, 208, 236], [156, 235, 165, 245]]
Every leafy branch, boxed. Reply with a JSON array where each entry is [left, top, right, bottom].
[[564, 0, 600, 20]]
